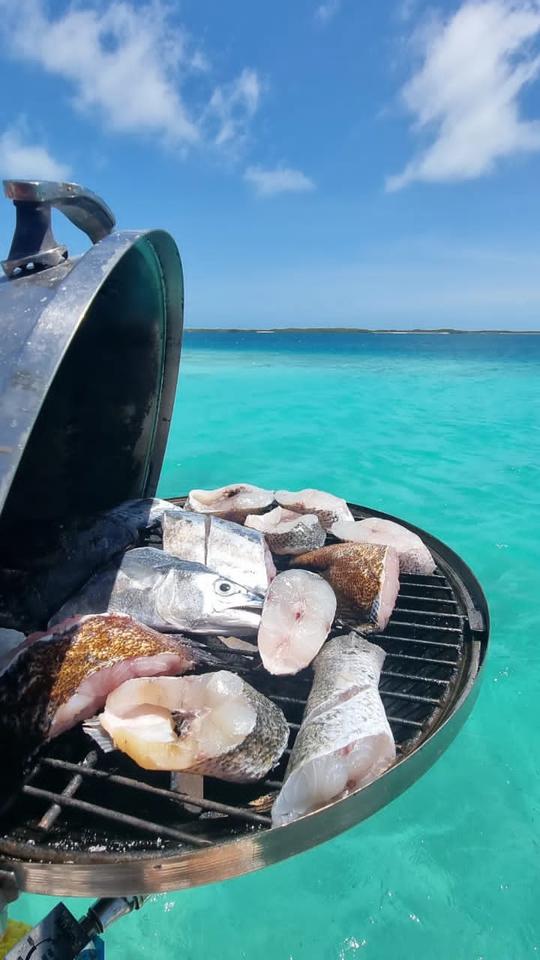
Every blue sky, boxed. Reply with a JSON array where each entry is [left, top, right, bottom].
[[1, 0, 540, 329]]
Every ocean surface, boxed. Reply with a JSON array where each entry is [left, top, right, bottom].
[[15, 332, 540, 959]]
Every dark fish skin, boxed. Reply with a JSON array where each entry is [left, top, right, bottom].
[[291, 543, 393, 625], [0, 613, 196, 814], [185, 680, 290, 782], [0, 499, 182, 632]]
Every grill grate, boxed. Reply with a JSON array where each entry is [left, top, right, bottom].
[[0, 564, 467, 859]]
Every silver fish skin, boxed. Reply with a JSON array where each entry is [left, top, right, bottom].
[[49, 547, 264, 636], [163, 511, 275, 594], [162, 511, 206, 564], [272, 632, 396, 826], [245, 507, 326, 556]]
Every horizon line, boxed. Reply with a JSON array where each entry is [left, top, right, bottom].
[[184, 326, 540, 334]]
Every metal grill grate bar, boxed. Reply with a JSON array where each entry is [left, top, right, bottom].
[[36, 750, 98, 831], [401, 573, 447, 582], [272, 694, 307, 706], [23, 785, 212, 846], [384, 650, 458, 667], [386, 715, 424, 729], [382, 669, 450, 685], [387, 620, 463, 633], [380, 689, 440, 706], [399, 581, 453, 592], [41, 759, 272, 826], [392, 607, 463, 621], [397, 594, 458, 606], [375, 634, 461, 650]]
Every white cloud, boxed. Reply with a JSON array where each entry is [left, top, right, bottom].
[[206, 69, 262, 148], [0, 0, 262, 155], [387, 0, 540, 190], [315, 0, 341, 23], [0, 124, 70, 180], [0, 0, 198, 146], [244, 166, 316, 196]]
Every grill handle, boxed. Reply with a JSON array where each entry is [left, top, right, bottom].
[[80, 896, 147, 939], [2, 897, 147, 960], [2, 179, 116, 278]]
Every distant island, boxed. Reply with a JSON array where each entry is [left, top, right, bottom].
[[185, 327, 540, 334]]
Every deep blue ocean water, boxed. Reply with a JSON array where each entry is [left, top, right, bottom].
[[15, 332, 540, 959]]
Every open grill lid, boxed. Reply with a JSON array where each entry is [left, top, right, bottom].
[[0, 179, 183, 581]]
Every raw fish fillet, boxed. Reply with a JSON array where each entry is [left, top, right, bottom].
[[186, 484, 274, 523], [245, 507, 326, 556], [332, 517, 436, 576], [257, 570, 337, 675], [163, 511, 275, 593], [100, 671, 289, 781], [0, 614, 196, 812], [292, 542, 399, 632], [272, 633, 396, 826], [274, 488, 353, 530]]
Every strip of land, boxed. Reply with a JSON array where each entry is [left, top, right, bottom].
[[185, 327, 540, 334]]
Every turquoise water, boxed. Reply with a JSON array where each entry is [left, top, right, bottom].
[[15, 333, 540, 958]]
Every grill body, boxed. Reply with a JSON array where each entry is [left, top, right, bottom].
[[0, 500, 488, 897]]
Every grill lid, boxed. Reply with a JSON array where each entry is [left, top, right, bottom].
[[0, 179, 183, 581]]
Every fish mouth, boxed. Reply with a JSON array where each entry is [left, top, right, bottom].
[[216, 602, 262, 636], [234, 596, 265, 612]]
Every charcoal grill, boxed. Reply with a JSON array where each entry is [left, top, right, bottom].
[[0, 182, 489, 906], [0, 502, 488, 898]]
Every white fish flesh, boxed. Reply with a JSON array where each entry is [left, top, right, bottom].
[[245, 507, 326, 556], [99, 672, 289, 781], [163, 511, 275, 593], [257, 570, 337, 675], [0, 614, 197, 812], [291, 542, 400, 632], [274, 488, 353, 530], [50, 547, 264, 636], [272, 633, 396, 826], [186, 484, 274, 523], [331, 517, 436, 576]]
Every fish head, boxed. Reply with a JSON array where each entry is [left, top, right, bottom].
[[195, 570, 264, 635], [158, 565, 264, 635]]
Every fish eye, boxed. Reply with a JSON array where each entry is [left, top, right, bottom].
[[214, 579, 240, 597]]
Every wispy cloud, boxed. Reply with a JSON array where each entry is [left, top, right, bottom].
[[244, 166, 316, 196], [0, 0, 261, 155], [205, 69, 262, 149], [0, 122, 70, 180], [387, 0, 540, 190], [315, 0, 341, 23]]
